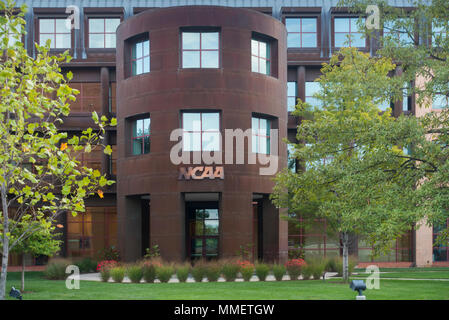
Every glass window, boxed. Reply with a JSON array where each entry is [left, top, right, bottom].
[[334, 17, 366, 47], [0, 23, 22, 47], [252, 117, 271, 154], [379, 99, 391, 111], [182, 112, 220, 151], [432, 21, 448, 46], [251, 38, 271, 75], [39, 18, 71, 48], [88, 18, 120, 48], [383, 18, 414, 46], [182, 32, 219, 68], [433, 94, 448, 109], [132, 117, 150, 155], [131, 39, 150, 76], [286, 18, 317, 48], [305, 81, 322, 109], [287, 82, 297, 112], [188, 208, 219, 259], [287, 144, 296, 172]]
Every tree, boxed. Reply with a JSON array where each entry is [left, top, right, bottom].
[[271, 47, 427, 282], [340, 0, 449, 256], [8, 220, 61, 292], [0, 1, 115, 299]]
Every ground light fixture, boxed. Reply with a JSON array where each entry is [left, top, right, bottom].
[[9, 287, 22, 300], [349, 280, 366, 300]]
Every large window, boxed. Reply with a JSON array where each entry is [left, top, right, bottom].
[[132, 117, 150, 155], [0, 24, 21, 47], [285, 17, 317, 48], [288, 217, 340, 259], [88, 18, 120, 48], [182, 112, 220, 152], [251, 38, 270, 75], [383, 18, 414, 46], [181, 32, 219, 68], [188, 207, 219, 259], [252, 117, 271, 154], [287, 144, 296, 173], [432, 21, 448, 46], [67, 207, 117, 258], [334, 17, 366, 47], [131, 39, 150, 75], [433, 94, 448, 109], [287, 82, 297, 112], [358, 233, 413, 262], [433, 219, 449, 262], [305, 81, 322, 109], [39, 18, 71, 48]]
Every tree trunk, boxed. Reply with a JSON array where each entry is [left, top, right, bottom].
[[342, 232, 349, 283], [21, 254, 25, 292], [0, 184, 9, 300]]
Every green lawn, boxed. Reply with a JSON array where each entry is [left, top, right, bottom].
[[4, 271, 449, 300], [352, 267, 449, 279]]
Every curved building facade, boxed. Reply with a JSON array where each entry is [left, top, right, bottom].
[[115, 6, 288, 262]]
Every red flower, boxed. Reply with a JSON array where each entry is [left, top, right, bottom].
[[96, 260, 118, 272]]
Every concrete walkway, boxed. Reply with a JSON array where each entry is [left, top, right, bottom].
[[75, 272, 340, 283]]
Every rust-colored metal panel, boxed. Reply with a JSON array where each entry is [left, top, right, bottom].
[[116, 6, 288, 262]]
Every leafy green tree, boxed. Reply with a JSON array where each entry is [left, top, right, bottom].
[[7, 220, 61, 292], [271, 47, 427, 282], [0, 1, 115, 299], [340, 0, 449, 255]]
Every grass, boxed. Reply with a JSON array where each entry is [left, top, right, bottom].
[[3, 271, 449, 300]]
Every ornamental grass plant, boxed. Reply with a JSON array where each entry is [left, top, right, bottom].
[[175, 263, 191, 283], [156, 265, 175, 283], [272, 264, 286, 281], [110, 266, 126, 283], [127, 264, 143, 283], [255, 263, 270, 281]]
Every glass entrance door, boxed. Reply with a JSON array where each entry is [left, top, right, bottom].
[[187, 206, 219, 260]]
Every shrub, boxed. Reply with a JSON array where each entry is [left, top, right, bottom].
[[44, 258, 72, 280], [127, 265, 143, 283], [142, 260, 161, 283], [312, 260, 326, 280], [221, 262, 241, 282], [301, 263, 313, 280], [110, 266, 126, 283], [285, 258, 306, 280], [156, 265, 175, 283], [255, 263, 270, 281], [240, 264, 254, 282], [191, 262, 207, 282], [325, 256, 338, 273], [75, 258, 97, 273], [204, 262, 222, 282], [176, 263, 191, 283], [272, 264, 286, 281], [97, 246, 120, 261]]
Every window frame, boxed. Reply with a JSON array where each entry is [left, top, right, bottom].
[[251, 116, 272, 155], [86, 17, 121, 49], [284, 16, 319, 49], [287, 81, 298, 112], [332, 16, 368, 49], [130, 116, 151, 156], [131, 38, 150, 76], [83, 8, 124, 52], [382, 17, 416, 47], [181, 111, 221, 152], [180, 29, 221, 69], [36, 17, 73, 50]]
